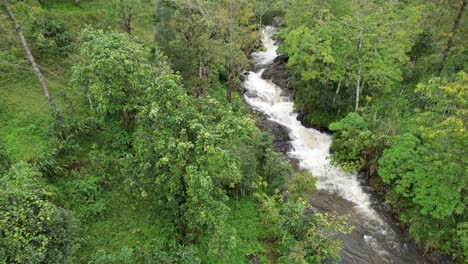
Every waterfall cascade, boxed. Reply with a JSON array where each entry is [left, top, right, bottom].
[[243, 26, 430, 264]]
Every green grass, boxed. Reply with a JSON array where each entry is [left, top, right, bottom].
[[201, 198, 271, 264], [0, 110, 50, 161], [73, 188, 167, 262], [0, 61, 82, 161], [0, 0, 156, 161], [1, 2, 274, 263], [0, 72, 52, 161], [50, 167, 169, 263], [41, 0, 156, 45]]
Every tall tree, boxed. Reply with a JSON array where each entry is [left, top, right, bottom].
[[155, 0, 252, 98], [282, 0, 419, 125], [130, 74, 257, 254], [439, 0, 466, 73], [72, 28, 170, 128], [227, 0, 236, 103], [377, 75, 467, 257], [155, 0, 223, 96], [222, 0, 248, 102], [3, 1, 58, 116], [113, 0, 136, 35]]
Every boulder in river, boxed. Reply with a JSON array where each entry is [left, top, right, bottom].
[[261, 55, 289, 91]]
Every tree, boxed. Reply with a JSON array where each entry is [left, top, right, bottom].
[[439, 0, 466, 73], [130, 73, 258, 254], [3, 0, 59, 116], [329, 112, 374, 172], [407, 29, 435, 64], [286, 171, 317, 201], [253, 0, 273, 33], [155, 0, 228, 97], [378, 73, 467, 259], [72, 28, 169, 128], [259, 192, 352, 264], [218, 0, 251, 103], [154, 0, 254, 98], [282, 0, 419, 125], [0, 162, 76, 263], [113, 0, 137, 35], [27, 16, 74, 58]]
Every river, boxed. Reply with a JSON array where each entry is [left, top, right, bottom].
[[243, 26, 436, 264]]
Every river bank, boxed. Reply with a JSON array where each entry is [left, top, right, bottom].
[[242, 26, 451, 264]]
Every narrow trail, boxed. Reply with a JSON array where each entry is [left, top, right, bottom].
[[243, 26, 433, 264]]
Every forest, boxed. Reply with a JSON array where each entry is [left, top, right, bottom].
[[0, 0, 466, 263]]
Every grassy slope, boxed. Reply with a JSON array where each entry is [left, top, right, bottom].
[[0, 72, 51, 161], [1, 1, 271, 262], [221, 199, 271, 264]]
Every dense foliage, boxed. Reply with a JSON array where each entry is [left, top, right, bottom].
[[0, 162, 76, 263], [281, 0, 467, 261], [0, 0, 350, 263], [72, 28, 170, 127], [2, 0, 465, 262], [27, 16, 74, 58], [259, 192, 351, 264]]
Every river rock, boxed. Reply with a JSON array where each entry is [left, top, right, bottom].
[[261, 55, 289, 91], [426, 251, 453, 264], [263, 119, 291, 154], [271, 16, 283, 27], [251, 110, 291, 154], [246, 253, 259, 264]]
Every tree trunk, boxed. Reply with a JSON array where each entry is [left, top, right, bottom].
[[439, 0, 466, 74], [198, 59, 203, 79], [4, 1, 59, 117], [74, 0, 80, 7], [123, 110, 130, 129], [333, 79, 341, 104], [227, 76, 233, 103], [87, 94, 94, 110], [355, 29, 364, 112], [196, 58, 206, 98], [227, 0, 234, 103], [355, 67, 362, 112], [124, 13, 132, 35]]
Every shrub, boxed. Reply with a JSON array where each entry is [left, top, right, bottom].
[[329, 112, 374, 172], [0, 162, 76, 263], [262, 150, 292, 192], [27, 17, 74, 58], [0, 140, 10, 174], [259, 193, 352, 264]]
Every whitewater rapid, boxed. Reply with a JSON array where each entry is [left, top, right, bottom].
[[243, 26, 430, 264]]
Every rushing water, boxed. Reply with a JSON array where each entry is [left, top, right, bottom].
[[244, 26, 432, 264]]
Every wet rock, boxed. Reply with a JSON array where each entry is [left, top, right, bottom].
[[288, 158, 301, 171], [248, 108, 291, 154], [246, 253, 260, 264], [296, 108, 306, 124], [273, 54, 288, 64], [240, 71, 249, 82], [262, 55, 289, 91], [261, 119, 291, 154], [271, 16, 283, 28], [426, 251, 453, 264]]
